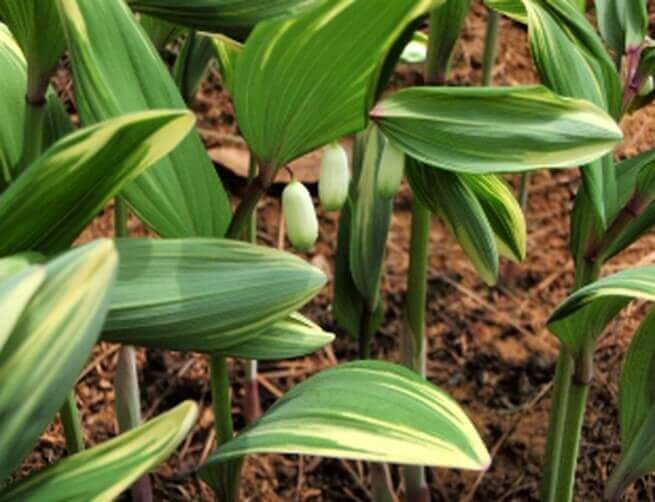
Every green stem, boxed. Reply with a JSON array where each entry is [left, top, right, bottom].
[[401, 200, 430, 502], [226, 164, 275, 239], [113, 200, 153, 502], [358, 304, 373, 359], [16, 69, 50, 174], [357, 307, 395, 501], [518, 173, 531, 210], [542, 260, 600, 501], [115, 197, 128, 238], [243, 154, 262, 424], [207, 354, 243, 501], [481, 11, 500, 87], [60, 392, 85, 454], [16, 99, 47, 175]]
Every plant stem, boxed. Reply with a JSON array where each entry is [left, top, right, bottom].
[[401, 200, 430, 502], [243, 154, 262, 424], [482, 11, 500, 87], [358, 305, 396, 501], [113, 198, 153, 502], [208, 354, 243, 501], [60, 392, 85, 454], [226, 164, 275, 239], [16, 71, 50, 174], [541, 259, 600, 501], [518, 172, 531, 210]]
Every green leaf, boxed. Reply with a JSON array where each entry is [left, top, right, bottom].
[[173, 32, 215, 103], [603, 307, 655, 498], [597, 0, 648, 52], [0, 0, 65, 85], [0, 24, 73, 191], [595, 0, 626, 56], [461, 173, 527, 263], [209, 34, 242, 95], [103, 239, 327, 353], [58, 0, 232, 238], [200, 360, 490, 473], [139, 14, 186, 51], [233, 0, 441, 169], [0, 401, 197, 501], [332, 198, 385, 340], [427, 0, 471, 82], [548, 266, 655, 356], [0, 24, 26, 189], [0, 264, 45, 352], [0, 110, 195, 256], [127, 0, 324, 39], [484, 0, 527, 22], [373, 85, 622, 174], [349, 126, 394, 307], [214, 313, 334, 360], [407, 159, 498, 285], [598, 149, 655, 261], [0, 240, 117, 481], [520, 0, 621, 225], [42, 93, 74, 151]]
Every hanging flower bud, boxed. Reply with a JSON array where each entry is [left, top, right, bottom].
[[319, 142, 350, 211], [638, 76, 654, 97], [283, 179, 318, 252], [377, 137, 405, 198]]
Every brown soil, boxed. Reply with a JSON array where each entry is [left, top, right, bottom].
[[17, 2, 655, 501]]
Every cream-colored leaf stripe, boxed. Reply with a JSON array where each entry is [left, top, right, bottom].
[[234, 0, 443, 169], [103, 239, 327, 353], [0, 240, 117, 482], [374, 85, 622, 174], [0, 110, 195, 255], [0, 401, 197, 501], [216, 313, 335, 360], [202, 361, 490, 474]]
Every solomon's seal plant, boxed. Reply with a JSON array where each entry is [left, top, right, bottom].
[[0, 0, 647, 500]]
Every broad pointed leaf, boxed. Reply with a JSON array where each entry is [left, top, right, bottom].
[[548, 266, 655, 355], [0, 240, 117, 481], [373, 86, 622, 174], [0, 264, 44, 352], [201, 361, 490, 473], [349, 126, 394, 307], [484, 0, 527, 22], [520, 0, 621, 225], [0, 24, 26, 189], [605, 308, 655, 498], [427, 0, 471, 82], [173, 32, 215, 103], [58, 0, 231, 238], [215, 313, 334, 360], [333, 193, 385, 340], [0, 110, 195, 256], [598, 149, 655, 261], [127, 0, 324, 38], [0, 24, 73, 190], [461, 174, 527, 263], [139, 14, 186, 51], [0, 0, 65, 84], [103, 239, 327, 353], [407, 159, 498, 285], [210, 34, 242, 94], [0, 401, 197, 501], [233, 0, 442, 169]]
